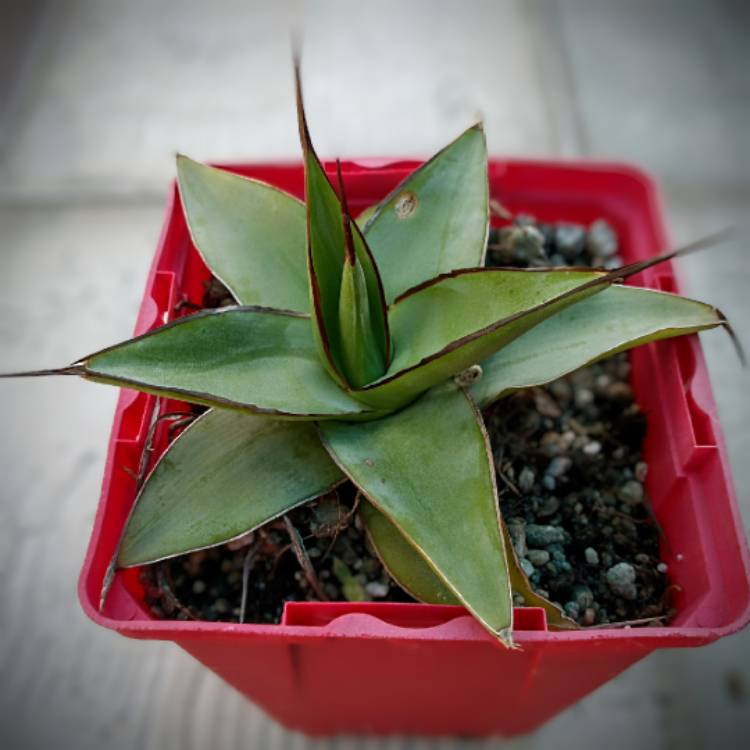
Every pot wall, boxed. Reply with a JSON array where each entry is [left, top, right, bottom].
[[78, 159, 750, 737]]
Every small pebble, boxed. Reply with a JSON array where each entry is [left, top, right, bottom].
[[518, 466, 536, 493], [504, 225, 546, 263], [582, 608, 596, 626], [526, 549, 551, 567], [549, 379, 573, 405], [575, 388, 594, 408], [192, 580, 206, 595], [583, 440, 602, 456], [560, 430, 576, 449], [547, 456, 573, 478], [548, 547, 564, 563], [635, 461, 649, 482], [564, 601, 580, 619], [534, 389, 563, 418], [520, 558, 536, 577], [541, 431, 563, 457], [657, 562, 668, 574], [365, 581, 390, 598], [548, 253, 566, 267], [526, 524, 567, 547], [586, 219, 619, 259], [618, 479, 644, 506], [595, 373, 613, 393], [571, 369, 595, 388], [572, 585, 594, 609], [555, 223, 587, 261], [542, 475, 556, 491], [536, 496, 560, 517], [606, 562, 638, 600], [507, 518, 527, 558], [606, 382, 634, 401]]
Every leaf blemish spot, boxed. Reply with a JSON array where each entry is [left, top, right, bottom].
[[394, 191, 418, 219], [364, 458, 374, 467], [454, 364, 483, 387]]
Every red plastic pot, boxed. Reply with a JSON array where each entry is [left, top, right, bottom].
[[79, 158, 750, 737]]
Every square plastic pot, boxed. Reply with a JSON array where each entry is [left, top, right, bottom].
[[79, 158, 750, 737]]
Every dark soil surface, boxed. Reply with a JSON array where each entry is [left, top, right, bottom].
[[142, 214, 673, 628]]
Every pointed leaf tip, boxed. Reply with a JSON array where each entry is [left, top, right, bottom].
[[362, 123, 489, 302], [175, 155, 308, 311], [0, 365, 84, 379], [336, 159, 356, 266], [498, 628, 517, 650], [76, 307, 376, 419], [471, 285, 728, 409], [718, 310, 747, 366], [297, 71, 390, 388], [294, 58, 313, 154]]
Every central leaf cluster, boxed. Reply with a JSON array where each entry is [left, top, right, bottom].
[[53, 64, 725, 646]]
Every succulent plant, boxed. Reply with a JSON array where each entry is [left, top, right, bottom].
[[5, 66, 733, 647]]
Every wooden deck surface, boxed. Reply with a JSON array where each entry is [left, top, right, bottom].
[[1, 2, 748, 748]]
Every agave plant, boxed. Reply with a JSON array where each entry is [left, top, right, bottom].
[[6, 67, 732, 647]]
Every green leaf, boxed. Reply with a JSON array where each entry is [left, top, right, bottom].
[[295, 66, 389, 388], [362, 125, 489, 303], [338, 250, 387, 387], [360, 498, 459, 605], [176, 155, 309, 312], [77, 307, 377, 419], [470, 285, 726, 408], [352, 237, 713, 412], [320, 383, 514, 645], [335, 162, 388, 387], [118, 409, 343, 566], [354, 267, 611, 410]]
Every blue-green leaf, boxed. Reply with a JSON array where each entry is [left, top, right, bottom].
[[320, 383, 514, 645], [352, 242, 716, 411], [363, 125, 489, 302], [353, 267, 610, 410], [176, 155, 308, 311], [471, 285, 726, 408], [118, 409, 344, 566], [295, 66, 389, 388], [77, 307, 377, 419], [360, 498, 459, 605]]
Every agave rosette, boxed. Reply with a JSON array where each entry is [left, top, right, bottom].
[[23, 68, 729, 646]]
